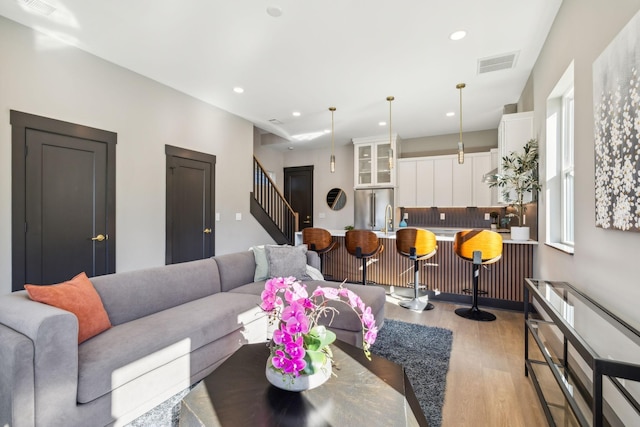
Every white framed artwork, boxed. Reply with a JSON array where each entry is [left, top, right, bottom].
[[593, 9, 640, 232]]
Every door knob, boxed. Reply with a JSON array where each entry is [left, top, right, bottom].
[[203, 228, 212, 234], [91, 234, 107, 242]]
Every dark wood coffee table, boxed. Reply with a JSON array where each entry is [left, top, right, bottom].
[[179, 340, 429, 426]]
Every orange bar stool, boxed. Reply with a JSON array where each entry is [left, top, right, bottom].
[[345, 230, 384, 286], [395, 228, 438, 312], [453, 229, 503, 321], [301, 227, 338, 276]]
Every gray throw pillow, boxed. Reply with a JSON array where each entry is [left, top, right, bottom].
[[265, 245, 310, 280]]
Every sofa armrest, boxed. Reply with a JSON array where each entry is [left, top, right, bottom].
[[0, 324, 35, 427], [306, 250, 321, 270], [0, 292, 79, 426]]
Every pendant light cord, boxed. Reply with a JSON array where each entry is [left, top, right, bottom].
[[387, 96, 394, 169], [459, 87, 463, 143], [330, 107, 335, 155]]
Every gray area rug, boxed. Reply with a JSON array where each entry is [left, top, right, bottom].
[[370, 319, 453, 427], [125, 319, 453, 427]]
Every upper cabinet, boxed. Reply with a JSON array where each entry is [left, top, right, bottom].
[[353, 135, 399, 188], [498, 112, 534, 203], [397, 151, 493, 207]]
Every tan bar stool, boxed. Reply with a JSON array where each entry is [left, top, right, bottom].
[[345, 230, 384, 286], [395, 228, 438, 312], [453, 229, 503, 321], [301, 227, 338, 276]]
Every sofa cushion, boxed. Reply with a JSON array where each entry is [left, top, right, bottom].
[[77, 292, 263, 403], [91, 259, 221, 326], [230, 280, 386, 333], [25, 272, 112, 343]]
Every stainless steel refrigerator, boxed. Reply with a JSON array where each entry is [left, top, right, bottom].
[[354, 188, 394, 231]]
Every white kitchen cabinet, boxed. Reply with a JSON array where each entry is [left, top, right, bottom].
[[472, 152, 492, 207], [353, 134, 399, 188], [452, 158, 473, 206], [396, 159, 416, 206], [415, 159, 434, 206], [397, 158, 435, 206], [498, 112, 534, 203], [396, 152, 495, 207], [433, 157, 453, 206]]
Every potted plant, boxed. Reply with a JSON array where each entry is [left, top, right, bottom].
[[490, 138, 541, 241], [260, 277, 377, 391]]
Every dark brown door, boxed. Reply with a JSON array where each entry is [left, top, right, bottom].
[[284, 166, 314, 230], [11, 111, 116, 291], [165, 145, 215, 264]]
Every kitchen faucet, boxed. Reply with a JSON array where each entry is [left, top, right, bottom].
[[383, 204, 393, 234]]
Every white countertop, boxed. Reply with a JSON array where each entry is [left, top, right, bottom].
[[296, 227, 538, 244]]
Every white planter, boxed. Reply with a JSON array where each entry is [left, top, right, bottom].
[[265, 356, 332, 391], [510, 226, 530, 241]]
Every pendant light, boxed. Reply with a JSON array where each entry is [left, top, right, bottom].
[[329, 107, 336, 173], [456, 83, 466, 164], [387, 96, 395, 170]]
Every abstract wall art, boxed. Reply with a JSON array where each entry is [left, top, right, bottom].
[[593, 9, 640, 232]]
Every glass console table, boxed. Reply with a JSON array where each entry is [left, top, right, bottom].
[[524, 279, 640, 426]]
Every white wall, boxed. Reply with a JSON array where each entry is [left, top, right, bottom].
[[532, 0, 640, 329], [0, 17, 272, 294], [401, 129, 499, 158], [282, 144, 355, 231]]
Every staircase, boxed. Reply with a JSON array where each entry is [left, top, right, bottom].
[[250, 156, 298, 245]]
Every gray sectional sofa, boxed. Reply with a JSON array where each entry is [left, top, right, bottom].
[[0, 249, 386, 427]]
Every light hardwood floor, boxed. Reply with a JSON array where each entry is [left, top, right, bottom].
[[382, 294, 547, 427]]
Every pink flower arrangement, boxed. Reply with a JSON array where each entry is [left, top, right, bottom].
[[261, 276, 378, 378]]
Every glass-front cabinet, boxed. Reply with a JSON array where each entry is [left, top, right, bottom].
[[524, 279, 640, 427], [353, 135, 398, 188]]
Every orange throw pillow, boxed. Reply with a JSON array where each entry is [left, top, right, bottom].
[[25, 272, 112, 343]]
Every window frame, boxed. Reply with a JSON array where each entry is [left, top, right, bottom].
[[561, 88, 575, 246], [545, 62, 575, 255]]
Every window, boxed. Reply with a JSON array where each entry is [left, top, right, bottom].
[[546, 62, 575, 254], [561, 89, 574, 245]]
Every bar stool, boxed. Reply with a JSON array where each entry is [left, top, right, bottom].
[[395, 228, 438, 312], [301, 227, 338, 275], [345, 230, 384, 286], [453, 229, 503, 321]]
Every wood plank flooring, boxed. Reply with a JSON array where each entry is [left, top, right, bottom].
[[382, 292, 547, 427]]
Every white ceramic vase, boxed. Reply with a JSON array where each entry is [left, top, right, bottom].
[[510, 226, 530, 241], [265, 356, 332, 391]]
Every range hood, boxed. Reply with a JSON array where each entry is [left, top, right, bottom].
[[482, 168, 499, 184]]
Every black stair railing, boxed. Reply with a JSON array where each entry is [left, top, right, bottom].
[[251, 156, 298, 244]]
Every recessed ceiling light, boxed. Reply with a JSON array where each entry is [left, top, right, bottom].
[[288, 146, 294, 150], [292, 111, 301, 117], [446, 112, 455, 117], [266, 6, 283, 18], [449, 30, 467, 41], [233, 87, 244, 94], [378, 121, 387, 126]]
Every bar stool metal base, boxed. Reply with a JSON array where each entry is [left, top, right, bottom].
[[399, 298, 435, 312], [454, 306, 496, 321]]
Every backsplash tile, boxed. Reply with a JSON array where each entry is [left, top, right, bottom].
[[399, 203, 538, 239]]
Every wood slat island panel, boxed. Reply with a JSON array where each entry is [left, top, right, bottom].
[[322, 235, 533, 310]]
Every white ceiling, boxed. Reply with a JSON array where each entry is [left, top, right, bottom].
[[1, 0, 562, 151]]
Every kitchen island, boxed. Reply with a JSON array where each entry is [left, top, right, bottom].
[[297, 228, 536, 311]]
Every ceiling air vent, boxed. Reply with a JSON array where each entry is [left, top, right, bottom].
[[477, 52, 519, 74], [18, 0, 56, 15], [268, 118, 283, 125]]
